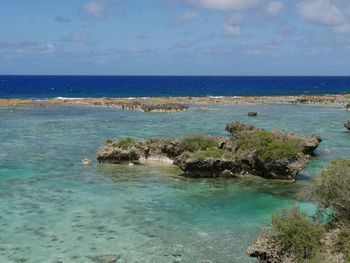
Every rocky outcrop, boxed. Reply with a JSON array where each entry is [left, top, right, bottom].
[[247, 229, 345, 263], [96, 145, 141, 164], [344, 121, 350, 131], [173, 155, 243, 178], [226, 122, 322, 155], [246, 232, 296, 263], [248, 112, 258, 117], [97, 122, 321, 180]]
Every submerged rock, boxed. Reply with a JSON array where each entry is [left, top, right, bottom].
[[97, 122, 321, 181], [88, 255, 120, 263], [140, 103, 189, 112]]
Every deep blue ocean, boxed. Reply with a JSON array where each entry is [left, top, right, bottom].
[[1, 76, 350, 98]]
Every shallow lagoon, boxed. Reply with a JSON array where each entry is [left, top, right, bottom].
[[1, 104, 350, 263]]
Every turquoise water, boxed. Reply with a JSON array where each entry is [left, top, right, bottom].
[[1, 104, 350, 263]]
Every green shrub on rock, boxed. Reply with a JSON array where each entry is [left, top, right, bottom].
[[179, 135, 219, 152], [112, 137, 137, 149], [332, 220, 350, 262], [187, 147, 236, 160], [311, 160, 350, 220], [236, 130, 303, 161], [270, 206, 325, 261]]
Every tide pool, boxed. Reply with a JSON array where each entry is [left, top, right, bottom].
[[0, 104, 349, 263]]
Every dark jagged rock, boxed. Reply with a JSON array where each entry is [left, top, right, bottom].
[[173, 155, 242, 178], [96, 144, 141, 164], [247, 229, 345, 263], [246, 232, 295, 263], [248, 112, 258, 117], [344, 121, 350, 131], [97, 122, 321, 180]]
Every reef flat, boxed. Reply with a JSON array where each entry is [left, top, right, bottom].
[[1, 93, 350, 110]]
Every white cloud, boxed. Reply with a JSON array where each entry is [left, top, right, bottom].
[[186, 0, 263, 11], [223, 14, 243, 37], [242, 38, 282, 55], [170, 11, 200, 26], [63, 32, 90, 43], [333, 23, 350, 34], [297, 0, 346, 26], [0, 41, 56, 54], [223, 23, 241, 36], [81, 1, 124, 19], [266, 1, 284, 16]]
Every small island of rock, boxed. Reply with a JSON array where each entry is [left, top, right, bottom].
[[96, 122, 321, 181]]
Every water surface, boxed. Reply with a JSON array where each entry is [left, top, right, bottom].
[[1, 104, 349, 262]]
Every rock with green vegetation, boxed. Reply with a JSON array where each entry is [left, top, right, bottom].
[[96, 138, 141, 164], [225, 122, 320, 180], [247, 206, 325, 263], [97, 122, 321, 180], [173, 147, 242, 178], [248, 160, 350, 263], [311, 160, 350, 220], [96, 136, 220, 164]]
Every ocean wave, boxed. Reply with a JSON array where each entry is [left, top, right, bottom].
[[55, 97, 84, 100], [207, 96, 224, 99]]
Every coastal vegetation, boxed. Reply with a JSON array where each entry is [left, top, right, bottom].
[[271, 206, 325, 261], [234, 130, 303, 161], [97, 122, 321, 180], [185, 147, 236, 160], [248, 160, 350, 263], [178, 135, 219, 152]]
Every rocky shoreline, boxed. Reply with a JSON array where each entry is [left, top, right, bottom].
[[1, 94, 350, 110], [96, 122, 321, 181]]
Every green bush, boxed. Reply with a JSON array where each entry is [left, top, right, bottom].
[[333, 220, 350, 262], [105, 139, 113, 144], [311, 160, 350, 220], [270, 206, 325, 261], [236, 130, 302, 161], [188, 147, 236, 160], [179, 135, 219, 152], [113, 137, 137, 149]]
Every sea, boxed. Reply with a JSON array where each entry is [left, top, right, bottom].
[[1, 76, 350, 262], [1, 76, 350, 98]]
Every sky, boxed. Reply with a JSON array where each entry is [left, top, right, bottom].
[[1, 0, 350, 75]]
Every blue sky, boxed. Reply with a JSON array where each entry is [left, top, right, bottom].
[[1, 0, 350, 75]]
